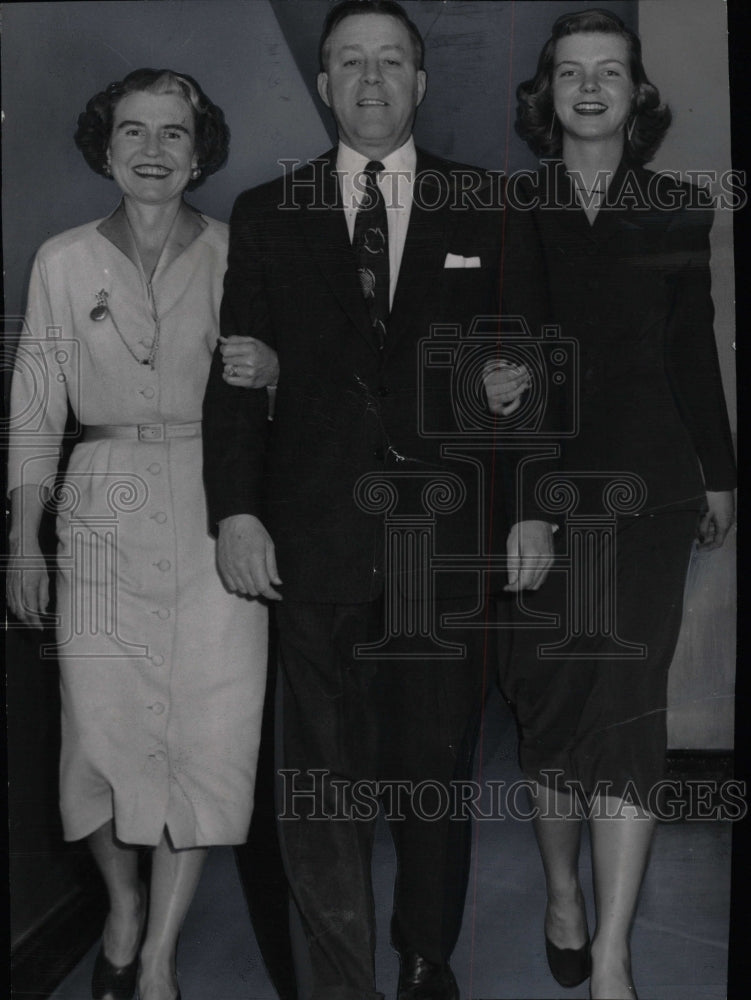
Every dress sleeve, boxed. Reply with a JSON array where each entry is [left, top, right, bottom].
[[202, 190, 272, 530], [7, 251, 69, 494], [664, 204, 736, 492]]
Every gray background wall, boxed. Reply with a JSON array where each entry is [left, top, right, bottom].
[[639, 0, 736, 424], [637, 0, 737, 748]]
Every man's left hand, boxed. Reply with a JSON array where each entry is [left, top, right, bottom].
[[504, 519, 555, 591]]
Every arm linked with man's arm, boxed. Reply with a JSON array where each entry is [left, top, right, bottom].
[[498, 182, 560, 588], [202, 190, 282, 598]]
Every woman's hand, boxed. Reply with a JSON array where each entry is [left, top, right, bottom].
[[7, 484, 49, 629], [697, 490, 735, 550], [483, 361, 531, 416], [220, 336, 279, 389], [6, 538, 50, 629]]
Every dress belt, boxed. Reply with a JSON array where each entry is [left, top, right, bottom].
[[81, 420, 202, 443]]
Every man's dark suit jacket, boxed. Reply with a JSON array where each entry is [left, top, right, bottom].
[[203, 148, 524, 604]]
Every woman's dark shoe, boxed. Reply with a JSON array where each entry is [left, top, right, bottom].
[[545, 934, 591, 988], [91, 947, 140, 1000], [92, 884, 147, 1000]]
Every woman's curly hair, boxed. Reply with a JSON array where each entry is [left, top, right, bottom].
[[516, 8, 671, 165], [74, 68, 229, 190]]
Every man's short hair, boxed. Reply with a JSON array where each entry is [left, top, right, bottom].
[[319, 0, 425, 71]]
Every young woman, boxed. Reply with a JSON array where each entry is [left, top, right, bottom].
[[488, 10, 736, 998]]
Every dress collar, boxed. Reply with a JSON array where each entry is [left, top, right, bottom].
[[97, 200, 207, 276]]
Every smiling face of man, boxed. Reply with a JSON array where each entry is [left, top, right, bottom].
[[317, 12, 427, 160]]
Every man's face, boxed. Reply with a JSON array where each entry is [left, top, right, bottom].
[[317, 13, 426, 159]]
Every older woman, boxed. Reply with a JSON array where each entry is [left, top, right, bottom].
[[6, 69, 276, 1000], [487, 10, 736, 999]]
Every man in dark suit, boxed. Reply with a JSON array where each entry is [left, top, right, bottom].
[[203, 3, 552, 997]]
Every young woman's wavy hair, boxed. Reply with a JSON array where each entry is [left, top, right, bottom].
[[515, 8, 671, 164], [74, 68, 230, 190]]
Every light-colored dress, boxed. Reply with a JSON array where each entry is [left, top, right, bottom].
[[8, 204, 267, 848]]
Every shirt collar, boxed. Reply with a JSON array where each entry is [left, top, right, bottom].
[[336, 136, 417, 176]]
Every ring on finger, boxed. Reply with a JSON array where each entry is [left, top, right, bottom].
[[227, 364, 238, 377]]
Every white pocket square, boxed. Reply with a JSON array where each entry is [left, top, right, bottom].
[[444, 253, 481, 269]]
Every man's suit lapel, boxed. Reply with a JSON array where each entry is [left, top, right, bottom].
[[297, 150, 374, 344], [387, 152, 456, 353], [297, 149, 464, 355]]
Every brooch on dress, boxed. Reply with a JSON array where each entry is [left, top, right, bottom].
[[90, 289, 109, 321], [90, 286, 160, 368]]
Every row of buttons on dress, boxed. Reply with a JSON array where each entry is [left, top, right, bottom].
[[137, 385, 171, 764], [145, 455, 170, 666]]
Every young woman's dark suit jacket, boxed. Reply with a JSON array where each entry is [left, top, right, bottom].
[[503, 159, 735, 517]]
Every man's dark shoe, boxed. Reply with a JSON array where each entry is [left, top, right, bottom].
[[397, 950, 459, 1000]]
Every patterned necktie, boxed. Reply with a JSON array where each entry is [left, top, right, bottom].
[[353, 160, 389, 351]]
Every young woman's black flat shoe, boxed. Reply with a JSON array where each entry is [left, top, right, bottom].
[[545, 934, 591, 988]]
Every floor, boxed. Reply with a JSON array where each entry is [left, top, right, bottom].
[[50, 689, 732, 1000]]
